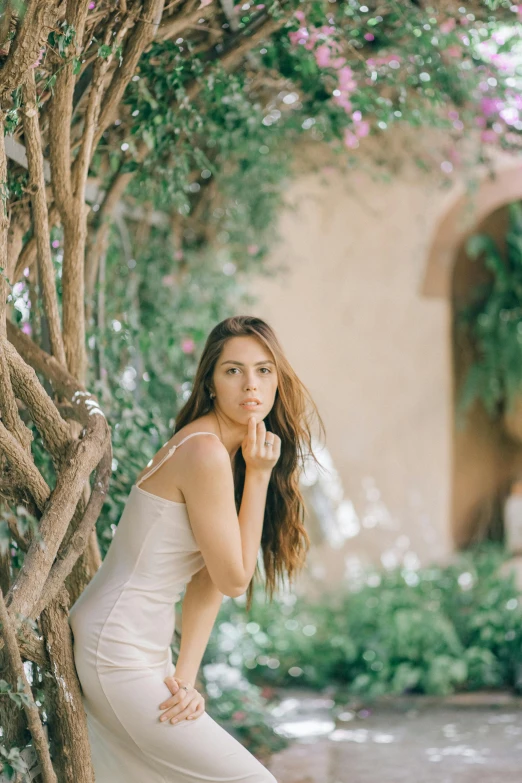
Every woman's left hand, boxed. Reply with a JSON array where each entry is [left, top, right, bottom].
[[159, 675, 206, 724]]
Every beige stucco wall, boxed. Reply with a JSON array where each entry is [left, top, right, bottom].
[[247, 132, 522, 589]]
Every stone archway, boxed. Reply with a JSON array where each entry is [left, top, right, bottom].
[[422, 159, 522, 548]]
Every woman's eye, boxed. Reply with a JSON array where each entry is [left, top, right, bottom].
[[259, 367, 271, 374], [226, 368, 240, 374]]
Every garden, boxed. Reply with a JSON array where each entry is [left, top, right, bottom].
[[1, 0, 522, 780]]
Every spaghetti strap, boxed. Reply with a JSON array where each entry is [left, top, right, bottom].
[[135, 431, 221, 487]]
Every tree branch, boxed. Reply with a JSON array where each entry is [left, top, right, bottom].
[[3, 337, 71, 463], [34, 445, 111, 617], [72, 15, 133, 199], [0, 588, 57, 783], [40, 589, 95, 782], [13, 205, 60, 283], [22, 70, 67, 367], [4, 323, 110, 624], [0, 0, 61, 100], [0, 416, 50, 510], [157, 3, 215, 41], [48, 0, 92, 218], [93, 0, 165, 149]]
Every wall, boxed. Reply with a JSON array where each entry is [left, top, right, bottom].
[[247, 131, 522, 589]]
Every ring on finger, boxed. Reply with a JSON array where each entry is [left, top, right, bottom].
[[264, 440, 273, 447]]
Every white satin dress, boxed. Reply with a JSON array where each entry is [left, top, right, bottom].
[[68, 431, 277, 783]]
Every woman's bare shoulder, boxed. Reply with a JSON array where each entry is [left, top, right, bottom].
[[175, 431, 229, 465]]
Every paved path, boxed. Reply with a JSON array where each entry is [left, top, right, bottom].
[[266, 691, 522, 783]]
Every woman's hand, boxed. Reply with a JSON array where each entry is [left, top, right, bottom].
[[159, 675, 205, 725], [241, 416, 281, 473]]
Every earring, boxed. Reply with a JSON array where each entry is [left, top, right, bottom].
[[209, 391, 216, 399]]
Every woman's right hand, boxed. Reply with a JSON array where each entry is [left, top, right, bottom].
[[241, 415, 281, 473]]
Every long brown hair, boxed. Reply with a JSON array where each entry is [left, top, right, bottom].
[[174, 315, 324, 609]]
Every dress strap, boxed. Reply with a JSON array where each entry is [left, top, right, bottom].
[[136, 432, 221, 487]]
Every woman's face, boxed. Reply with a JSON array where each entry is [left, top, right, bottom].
[[212, 335, 278, 424]]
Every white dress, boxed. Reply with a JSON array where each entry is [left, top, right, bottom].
[[68, 431, 277, 782]]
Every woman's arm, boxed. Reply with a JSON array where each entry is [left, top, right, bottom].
[[158, 565, 223, 723], [178, 417, 280, 596], [173, 564, 224, 686]]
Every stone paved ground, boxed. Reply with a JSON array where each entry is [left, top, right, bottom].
[[266, 691, 522, 783]]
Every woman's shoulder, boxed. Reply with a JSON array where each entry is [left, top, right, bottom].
[[173, 424, 227, 463]]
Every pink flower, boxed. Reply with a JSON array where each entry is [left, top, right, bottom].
[[303, 30, 320, 50], [333, 94, 352, 113], [447, 146, 461, 164], [31, 47, 45, 68], [181, 338, 196, 354], [364, 33, 375, 41], [52, 239, 60, 248], [500, 107, 519, 125], [232, 711, 247, 721], [315, 44, 331, 68], [174, 249, 184, 260], [247, 244, 259, 255], [162, 274, 176, 286], [480, 129, 497, 144], [344, 129, 359, 149], [440, 19, 456, 34], [88, 1, 96, 8], [288, 28, 309, 46], [355, 120, 370, 138], [294, 9, 306, 21], [338, 66, 356, 92], [480, 97, 503, 117], [445, 46, 461, 58], [21, 323, 32, 336]]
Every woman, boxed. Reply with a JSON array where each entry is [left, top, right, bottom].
[[69, 315, 322, 782]]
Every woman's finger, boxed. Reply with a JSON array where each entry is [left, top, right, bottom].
[[257, 420, 266, 452], [160, 693, 197, 723], [248, 414, 257, 455], [159, 687, 184, 711], [187, 702, 205, 720], [169, 697, 203, 724], [159, 687, 193, 718]]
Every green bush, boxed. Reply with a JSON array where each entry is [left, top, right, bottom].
[[457, 201, 522, 419], [207, 544, 522, 698]]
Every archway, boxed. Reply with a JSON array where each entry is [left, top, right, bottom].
[[422, 159, 522, 548]]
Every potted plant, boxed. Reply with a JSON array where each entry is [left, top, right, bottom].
[[457, 201, 522, 441]]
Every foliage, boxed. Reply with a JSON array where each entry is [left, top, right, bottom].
[[202, 662, 288, 757], [207, 544, 521, 698], [3, 0, 522, 771], [457, 201, 522, 418], [86, 229, 256, 555], [65, 2, 522, 330]]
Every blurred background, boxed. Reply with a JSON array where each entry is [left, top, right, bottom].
[[3, 1, 522, 781]]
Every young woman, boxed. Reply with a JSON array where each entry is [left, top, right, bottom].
[[69, 315, 322, 783]]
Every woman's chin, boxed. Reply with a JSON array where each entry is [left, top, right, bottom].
[[236, 406, 262, 422]]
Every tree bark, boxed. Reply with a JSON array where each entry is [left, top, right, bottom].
[[40, 589, 95, 783], [0, 589, 57, 783]]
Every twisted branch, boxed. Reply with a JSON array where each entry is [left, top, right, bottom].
[[0, 589, 57, 783]]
